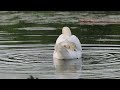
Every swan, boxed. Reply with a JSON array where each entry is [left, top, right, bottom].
[[53, 27, 82, 59]]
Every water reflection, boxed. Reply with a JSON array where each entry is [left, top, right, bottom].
[[53, 58, 82, 79]]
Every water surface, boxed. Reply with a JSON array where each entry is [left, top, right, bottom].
[[0, 11, 120, 79]]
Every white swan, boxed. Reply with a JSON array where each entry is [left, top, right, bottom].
[[53, 27, 82, 59]]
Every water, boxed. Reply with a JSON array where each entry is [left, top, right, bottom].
[[0, 11, 120, 79]]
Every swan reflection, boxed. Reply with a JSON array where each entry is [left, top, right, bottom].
[[53, 58, 82, 79]]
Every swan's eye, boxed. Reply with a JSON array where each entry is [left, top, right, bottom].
[[74, 49, 76, 51]]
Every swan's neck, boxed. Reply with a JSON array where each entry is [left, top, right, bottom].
[[62, 27, 72, 37]]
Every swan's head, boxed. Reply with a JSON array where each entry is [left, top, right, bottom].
[[62, 27, 72, 36]]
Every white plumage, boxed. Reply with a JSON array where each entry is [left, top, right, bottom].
[[53, 27, 82, 59]]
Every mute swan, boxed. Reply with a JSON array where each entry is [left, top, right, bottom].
[[53, 27, 82, 59]]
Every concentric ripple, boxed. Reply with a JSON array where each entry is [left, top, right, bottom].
[[80, 44, 120, 79], [0, 44, 119, 79]]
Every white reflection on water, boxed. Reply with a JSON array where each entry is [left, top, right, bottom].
[[53, 58, 82, 79]]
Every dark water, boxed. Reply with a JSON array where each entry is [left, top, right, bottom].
[[0, 11, 120, 79]]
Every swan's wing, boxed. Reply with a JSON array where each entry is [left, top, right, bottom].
[[54, 41, 78, 59], [55, 34, 69, 44], [68, 35, 82, 51], [54, 41, 81, 59], [55, 34, 82, 51], [55, 40, 77, 52]]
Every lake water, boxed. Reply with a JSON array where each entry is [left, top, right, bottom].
[[0, 11, 120, 79]]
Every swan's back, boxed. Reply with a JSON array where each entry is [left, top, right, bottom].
[[53, 27, 82, 59], [68, 35, 82, 51]]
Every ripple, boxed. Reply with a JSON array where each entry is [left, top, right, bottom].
[[0, 44, 118, 78], [16, 27, 56, 31], [80, 44, 120, 79], [97, 39, 120, 42], [0, 43, 119, 79]]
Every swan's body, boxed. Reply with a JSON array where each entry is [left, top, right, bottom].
[[53, 27, 82, 59]]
